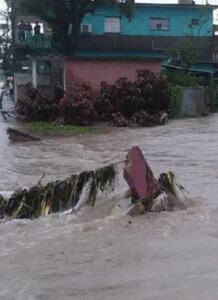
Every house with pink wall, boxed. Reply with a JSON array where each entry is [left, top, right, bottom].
[[65, 36, 166, 90], [65, 46, 165, 89], [65, 1, 215, 89], [9, 1, 216, 100], [66, 56, 163, 90]]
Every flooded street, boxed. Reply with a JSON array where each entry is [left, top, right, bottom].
[[1, 114, 218, 299]]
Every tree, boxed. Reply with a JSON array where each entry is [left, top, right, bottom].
[[0, 8, 12, 74], [166, 7, 213, 68], [180, 7, 212, 68], [21, 0, 135, 55]]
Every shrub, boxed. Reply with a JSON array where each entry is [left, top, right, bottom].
[[164, 70, 199, 87], [96, 71, 170, 123], [136, 71, 170, 115], [115, 77, 142, 119], [59, 82, 97, 125], [208, 80, 218, 113], [95, 78, 141, 121], [16, 85, 59, 122], [132, 110, 161, 127], [110, 112, 128, 127], [53, 84, 64, 104], [94, 81, 115, 122], [170, 86, 183, 118], [17, 71, 170, 128]]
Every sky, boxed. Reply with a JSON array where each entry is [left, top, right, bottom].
[[0, 0, 217, 8], [0, 0, 218, 6], [0, 0, 5, 9], [137, 0, 218, 3], [0, 0, 217, 12], [136, 0, 218, 21]]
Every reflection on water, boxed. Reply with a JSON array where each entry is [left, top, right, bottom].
[[1, 115, 218, 299]]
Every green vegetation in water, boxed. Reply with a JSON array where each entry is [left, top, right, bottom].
[[18, 122, 107, 136], [0, 164, 118, 220]]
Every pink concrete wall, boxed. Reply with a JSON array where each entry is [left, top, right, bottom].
[[66, 59, 161, 89]]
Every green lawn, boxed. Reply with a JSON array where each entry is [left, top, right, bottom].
[[18, 122, 108, 137]]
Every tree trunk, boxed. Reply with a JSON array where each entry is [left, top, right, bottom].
[[54, 21, 80, 56]]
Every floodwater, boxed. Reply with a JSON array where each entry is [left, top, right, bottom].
[[1, 113, 218, 299]]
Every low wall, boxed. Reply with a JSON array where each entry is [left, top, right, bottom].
[[66, 59, 162, 89], [171, 86, 207, 118]]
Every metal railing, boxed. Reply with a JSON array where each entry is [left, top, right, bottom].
[[16, 31, 59, 49]]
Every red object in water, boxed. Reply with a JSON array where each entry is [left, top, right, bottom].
[[124, 146, 160, 199]]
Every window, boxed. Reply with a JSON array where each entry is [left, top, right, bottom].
[[191, 19, 199, 26], [150, 18, 170, 31], [104, 17, 120, 33], [37, 61, 51, 75]]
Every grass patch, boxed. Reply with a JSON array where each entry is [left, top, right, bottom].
[[18, 122, 108, 136]]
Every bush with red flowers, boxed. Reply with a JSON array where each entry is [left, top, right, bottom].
[[59, 82, 97, 125], [16, 71, 170, 127], [16, 85, 59, 122], [95, 71, 170, 126]]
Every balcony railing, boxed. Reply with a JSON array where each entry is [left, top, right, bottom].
[[16, 31, 59, 49]]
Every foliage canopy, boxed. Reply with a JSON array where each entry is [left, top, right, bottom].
[[21, 0, 135, 54]]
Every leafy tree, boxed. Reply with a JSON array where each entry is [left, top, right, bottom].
[[166, 7, 212, 68], [21, 0, 135, 54], [180, 7, 212, 68], [0, 9, 12, 74]]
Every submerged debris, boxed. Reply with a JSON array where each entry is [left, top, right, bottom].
[[0, 164, 117, 220], [0, 146, 187, 220], [158, 171, 186, 211], [124, 146, 160, 200], [124, 147, 186, 214], [7, 127, 40, 142]]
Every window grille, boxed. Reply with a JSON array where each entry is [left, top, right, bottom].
[[105, 17, 121, 33]]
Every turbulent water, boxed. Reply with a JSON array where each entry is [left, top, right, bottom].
[[1, 113, 218, 299]]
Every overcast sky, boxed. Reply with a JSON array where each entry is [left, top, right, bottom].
[[1, 0, 218, 6], [0, 0, 217, 10], [137, 0, 218, 3], [0, 0, 217, 8], [0, 0, 5, 9]]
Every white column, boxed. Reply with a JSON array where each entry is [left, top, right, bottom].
[[32, 59, 37, 88]]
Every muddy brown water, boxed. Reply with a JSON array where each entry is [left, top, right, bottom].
[[1, 114, 218, 299]]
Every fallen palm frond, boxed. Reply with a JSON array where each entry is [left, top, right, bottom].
[[0, 164, 117, 220], [129, 171, 187, 215], [158, 171, 186, 210]]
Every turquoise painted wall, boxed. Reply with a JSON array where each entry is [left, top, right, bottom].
[[82, 5, 213, 37]]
